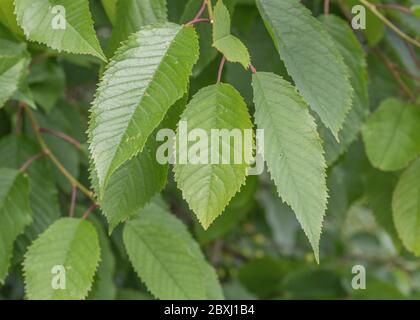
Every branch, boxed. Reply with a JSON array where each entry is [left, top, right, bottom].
[[69, 185, 77, 217], [20, 152, 45, 172], [185, 18, 211, 26], [39, 127, 81, 149], [374, 49, 416, 102], [358, 0, 420, 49], [22, 104, 97, 204], [374, 3, 412, 14], [82, 203, 97, 220]]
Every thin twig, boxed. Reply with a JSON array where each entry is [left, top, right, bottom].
[[217, 56, 226, 83], [82, 203, 97, 220], [358, 0, 420, 49], [249, 64, 257, 74], [392, 65, 420, 82], [374, 3, 412, 14], [69, 185, 77, 217], [405, 42, 420, 70], [374, 49, 416, 101], [20, 152, 45, 172], [185, 18, 211, 26], [22, 104, 97, 204], [39, 127, 81, 149], [194, 0, 208, 20]]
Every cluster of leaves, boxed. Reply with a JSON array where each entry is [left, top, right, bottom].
[[0, 0, 419, 300]]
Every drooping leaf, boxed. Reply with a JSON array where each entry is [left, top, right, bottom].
[[174, 83, 253, 229], [256, 0, 353, 139], [213, 0, 250, 68], [392, 158, 420, 255], [23, 218, 100, 300], [319, 15, 369, 165], [123, 201, 223, 300], [14, 0, 106, 61], [107, 0, 167, 56], [100, 138, 168, 232], [99, 93, 186, 232], [252, 72, 327, 261], [89, 23, 199, 196], [0, 168, 32, 283], [362, 98, 420, 171]]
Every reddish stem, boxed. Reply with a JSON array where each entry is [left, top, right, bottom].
[[217, 56, 226, 83], [39, 127, 81, 149], [20, 152, 45, 172], [249, 64, 257, 74], [69, 185, 77, 217], [194, 0, 208, 20], [82, 203, 97, 220], [185, 18, 210, 26], [375, 3, 412, 14]]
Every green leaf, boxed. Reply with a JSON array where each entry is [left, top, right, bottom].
[[99, 93, 186, 232], [392, 158, 420, 255], [14, 0, 106, 61], [87, 215, 116, 300], [27, 59, 65, 113], [0, 25, 29, 108], [100, 138, 168, 232], [213, 0, 250, 68], [412, 5, 420, 18], [256, 0, 353, 139], [123, 200, 223, 300], [0, 55, 28, 108], [0, 135, 60, 257], [0, 168, 32, 283], [319, 15, 369, 165], [0, 0, 23, 36], [23, 218, 100, 300], [101, 0, 118, 25], [362, 98, 420, 171], [252, 72, 327, 262], [174, 83, 253, 229], [195, 175, 258, 245], [89, 23, 199, 196], [107, 0, 167, 56]]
